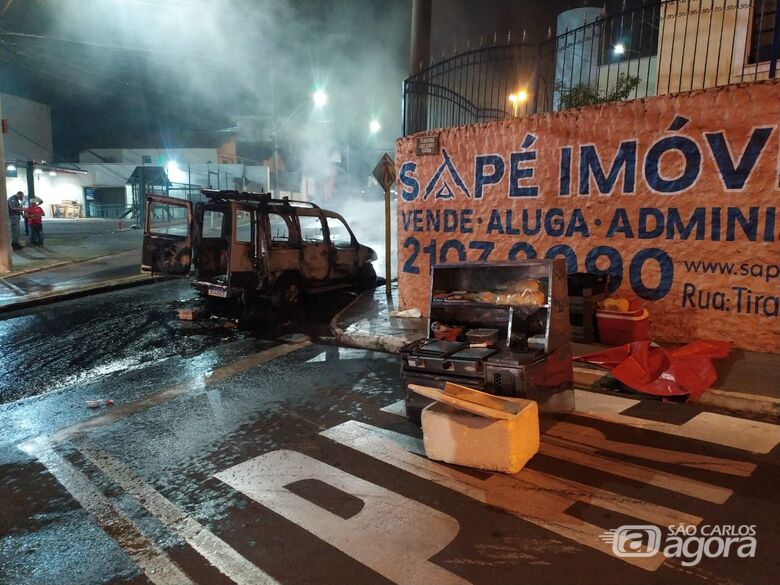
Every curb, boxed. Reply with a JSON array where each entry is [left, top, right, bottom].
[[6, 248, 140, 278], [329, 286, 411, 354], [0, 274, 171, 315]]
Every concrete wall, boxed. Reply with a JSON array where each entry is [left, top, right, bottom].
[[395, 80, 780, 354], [0, 93, 53, 162]]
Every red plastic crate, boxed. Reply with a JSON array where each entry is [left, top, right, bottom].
[[596, 309, 650, 345]]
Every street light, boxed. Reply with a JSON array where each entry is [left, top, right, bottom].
[[369, 119, 381, 134], [313, 89, 328, 109], [613, 43, 626, 56], [508, 90, 529, 116], [272, 89, 329, 195]]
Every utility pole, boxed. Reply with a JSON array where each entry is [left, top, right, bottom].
[[409, 0, 432, 75], [0, 97, 13, 273], [408, 0, 432, 134]]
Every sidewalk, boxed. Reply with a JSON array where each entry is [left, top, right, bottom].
[[0, 249, 160, 313], [8, 218, 142, 276], [0, 218, 160, 312], [332, 285, 780, 420]]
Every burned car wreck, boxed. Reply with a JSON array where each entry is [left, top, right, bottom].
[[141, 190, 378, 306]]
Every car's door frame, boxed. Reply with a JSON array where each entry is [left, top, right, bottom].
[[227, 201, 257, 291], [141, 195, 193, 276], [295, 209, 330, 283], [322, 211, 360, 282]]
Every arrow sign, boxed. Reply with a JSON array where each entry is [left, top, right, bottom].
[[372, 153, 396, 191]]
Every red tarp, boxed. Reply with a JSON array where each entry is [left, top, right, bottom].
[[575, 340, 732, 400]]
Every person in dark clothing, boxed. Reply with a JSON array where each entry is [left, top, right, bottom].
[[7, 191, 24, 250], [24, 198, 45, 247]]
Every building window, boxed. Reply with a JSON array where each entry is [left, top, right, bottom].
[[748, 0, 777, 64]]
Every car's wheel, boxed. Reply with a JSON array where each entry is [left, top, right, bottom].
[[356, 263, 377, 291], [272, 274, 303, 308]]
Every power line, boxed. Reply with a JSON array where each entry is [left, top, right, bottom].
[[7, 126, 51, 156], [0, 31, 208, 59]]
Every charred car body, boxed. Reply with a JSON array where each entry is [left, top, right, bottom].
[[141, 190, 377, 305]]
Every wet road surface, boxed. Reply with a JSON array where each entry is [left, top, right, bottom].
[[1, 283, 780, 585], [0, 279, 356, 404]]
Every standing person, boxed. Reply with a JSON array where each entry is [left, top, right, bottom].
[[24, 198, 45, 247], [7, 191, 24, 250]]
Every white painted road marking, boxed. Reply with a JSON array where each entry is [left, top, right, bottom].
[[539, 440, 733, 503], [17, 342, 311, 585], [75, 438, 280, 585], [573, 390, 780, 454], [322, 420, 703, 571], [216, 449, 471, 585], [545, 421, 757, 476], [19, 438, 195, 585]]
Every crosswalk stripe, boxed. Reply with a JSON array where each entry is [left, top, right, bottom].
[[19, 438, 195, 585], [545, 421, 757, 477], [321, 420, 703, 572], [539, 440, 734, 503], [74, 438, 281, 585], [573, 390, 780, 454]]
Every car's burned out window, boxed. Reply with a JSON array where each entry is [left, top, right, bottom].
[[326, 216, 353, 248], [298, 215, 325, 243], [236, 210, 252, 242], [149, 202, 189, 236], [268, 213, 291, 245], [202, 211, 224, 238]]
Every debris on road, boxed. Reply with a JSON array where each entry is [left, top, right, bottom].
[[178, 308, 200, 321], [390, 307, 421, 318], [85, 399, 114, 409]]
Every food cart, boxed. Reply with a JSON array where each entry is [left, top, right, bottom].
[[401, 259, 574, 423]]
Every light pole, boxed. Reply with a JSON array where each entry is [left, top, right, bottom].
[[272, 90, 327, 197]]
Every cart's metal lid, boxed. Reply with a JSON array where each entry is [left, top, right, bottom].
[[449, 347, 498, 361], [415, 340, 467, 357]]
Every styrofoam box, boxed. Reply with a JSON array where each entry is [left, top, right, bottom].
[[421, 399, 540, 474]]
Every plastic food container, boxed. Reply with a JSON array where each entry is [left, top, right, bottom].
[[431, 322, 464, 342], [596, 309, 649, 345], [465, 328, 499, 346]]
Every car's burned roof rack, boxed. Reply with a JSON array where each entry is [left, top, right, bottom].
[[201, 189, 320, 209]]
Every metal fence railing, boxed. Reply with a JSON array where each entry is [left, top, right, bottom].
[[403, 0, 779, 135]]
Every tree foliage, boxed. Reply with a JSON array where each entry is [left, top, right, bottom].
[[557, 74, 641, 110]]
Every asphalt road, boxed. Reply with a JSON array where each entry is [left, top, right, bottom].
[[1, 282, 779, 585], [0, 279, 354, 404]]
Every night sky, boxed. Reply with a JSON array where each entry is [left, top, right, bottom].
[[0, 0, 563, 161]]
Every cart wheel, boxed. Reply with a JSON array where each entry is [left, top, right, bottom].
[[272, 274, 303, 309], [356, 263, 377, 291]]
